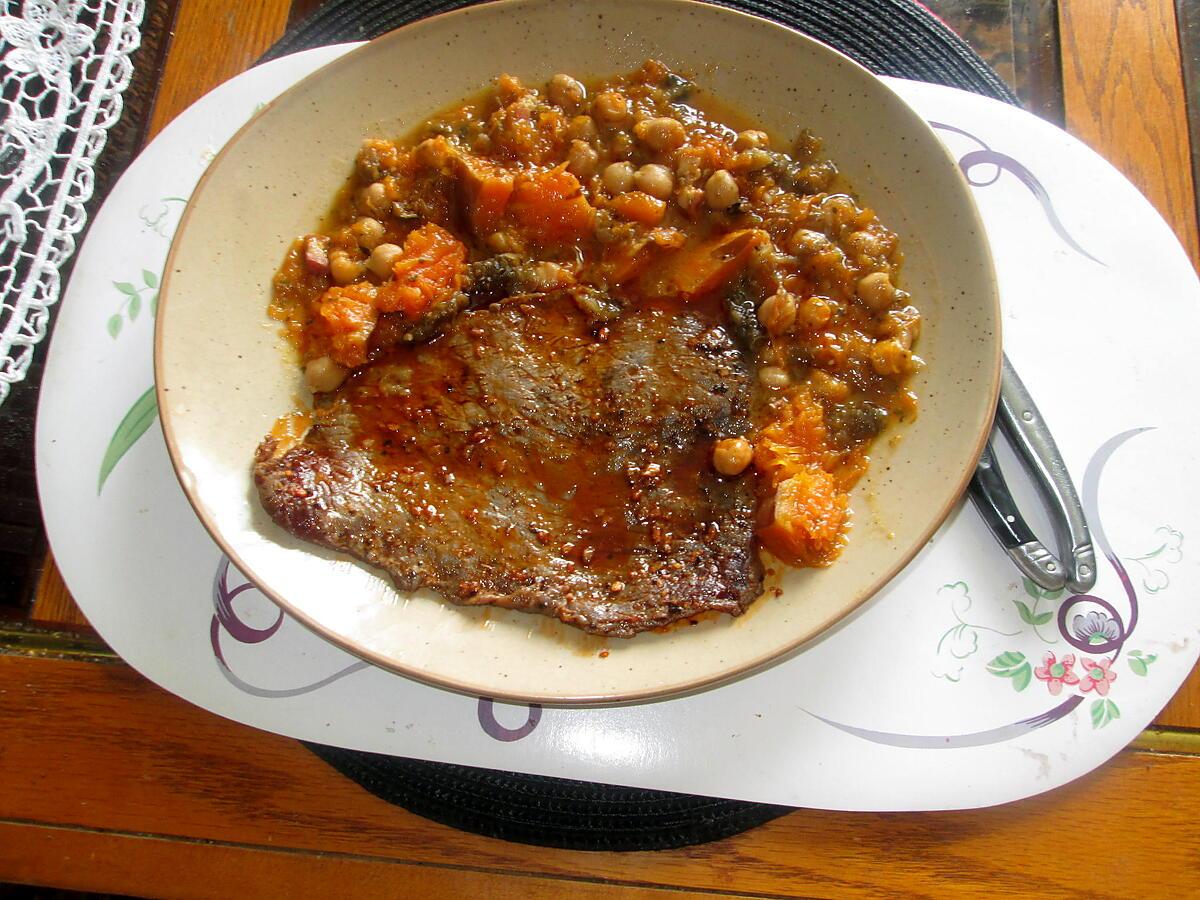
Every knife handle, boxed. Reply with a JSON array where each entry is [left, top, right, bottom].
[[996, 356, 1097, 593], [968, 439, 1067, 591]]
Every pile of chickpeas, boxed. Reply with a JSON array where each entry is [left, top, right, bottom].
[[278, 61, 922, 497]]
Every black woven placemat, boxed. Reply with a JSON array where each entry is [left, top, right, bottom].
[[280, 0, 1015, 851]]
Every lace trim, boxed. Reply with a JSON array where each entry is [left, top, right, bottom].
[[0, 0, 145, 406]]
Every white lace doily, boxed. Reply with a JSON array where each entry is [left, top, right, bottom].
[[0, 0, 144, 407]]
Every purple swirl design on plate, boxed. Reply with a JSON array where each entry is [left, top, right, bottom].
[[209, 557, 369, 698], [208, 559, 543, 739], [477, 698, 542, 741], [930, 121, 1104, 265], [809, 428, 1147, 748]]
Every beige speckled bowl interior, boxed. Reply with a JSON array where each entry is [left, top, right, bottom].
[[156, 0, 1000, 704]]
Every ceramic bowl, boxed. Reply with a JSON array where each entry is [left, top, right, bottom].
[[156, 0, 1001, 704]]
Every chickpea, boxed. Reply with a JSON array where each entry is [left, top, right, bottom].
[[675, 147, 704, 183], [566, 115, 598, 142], [797, 295, 834, 330], [758, 290, 797, 335], [305, 356, 347, 393], [809, 369, 850, 401], [713, 437, 754, 476], [496, 73, 524, 100], [758, 366, 792, 390], [634, 116, 686, 152], [676, 184, 705, 217], [788, 228, 831, 256], [414, 138, 450, 169], [731, 148, 772, 172], [858, 271, 897, 311], [593, 90, 630, 124], [329, 250, 365, 284], [870, 339, 911, 377], [361, 181, 389, 217], [609, 131, 635, 160], [547, 73, 586, 108], [633, 163, 674, 200], [367, 242, 404, 279], [704, 169, 739, 210], [566, 140, 599, 177], [602, 161, 635, 194], [351, 217, 385, 250], [845, 229, 883, 259], [734, 129, 770, 150]]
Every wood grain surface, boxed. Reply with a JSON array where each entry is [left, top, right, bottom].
[[1, 655, 1197, 899], [0, 825, 752, 900], [1060, 0, 1200, 267]]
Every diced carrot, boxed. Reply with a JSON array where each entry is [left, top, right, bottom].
[[375, 223, 467, 317], [643, 229, 768, 300], [507, 165, 594, 244], [318, 284, 379, 368], [608, 191, 667, 226], [470, 171, 515, 235], [754, 390, 829, 483], [757, 466, 849, 566], [602, 227, 686, 283], [454, 154, 515, 236]]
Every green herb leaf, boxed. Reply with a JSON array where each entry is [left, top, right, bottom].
[[142, 269, 159, 288], [106, 315, 122, 339], [97, 386, 158, 495]]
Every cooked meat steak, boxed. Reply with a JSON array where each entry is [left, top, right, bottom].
[[254, 293, 764, 637]]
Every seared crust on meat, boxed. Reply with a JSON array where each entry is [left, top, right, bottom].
[[254, 294, 763, 637]]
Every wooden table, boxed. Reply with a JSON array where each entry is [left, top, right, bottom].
[[3, 1, 1198, 895]]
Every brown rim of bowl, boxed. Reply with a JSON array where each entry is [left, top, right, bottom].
[[153, 0, 1003, 706]]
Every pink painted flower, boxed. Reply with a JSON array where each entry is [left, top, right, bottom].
[[1079, 657, 1117, 696], [1034, 652, 1079, 696]]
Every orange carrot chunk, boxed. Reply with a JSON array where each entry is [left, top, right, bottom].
[[643, 229, 767, 299], [507, 165, 594, 244], [608, 191, 667, 226], [757, 466, 849, 567], [375, 223, 467, 317], [318, 284, 379, 368]]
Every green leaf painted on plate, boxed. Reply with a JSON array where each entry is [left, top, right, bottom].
[[987, 651, 1026, 672], [1091, 698, 1120, 728], [150, 291, 159, 317], [1011, 663, 1032, 692], [1032, 611, 1054, 625], [987, 651, 1032, 691], [97, 386, 158, 495], [1129, 657, 1148, 676], [106, 314, 122, 339], [128, 292, 141, 321], [1044, 587, 1065, 600], [1015, 600, 1036, 624], [142, 269, 159, 288], [114, 281, 138, 297], [1022, 576, 1041, 600]]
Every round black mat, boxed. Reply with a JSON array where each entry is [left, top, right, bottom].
[[280, 0, 1015, 851]]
